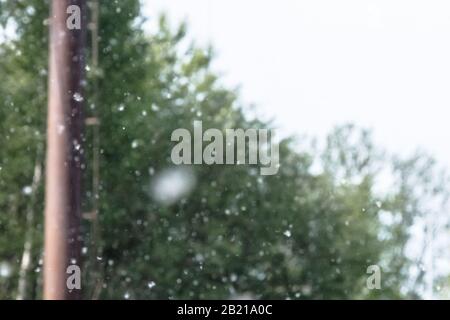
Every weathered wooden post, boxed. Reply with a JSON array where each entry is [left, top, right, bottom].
[[44, 0, 87, 300]]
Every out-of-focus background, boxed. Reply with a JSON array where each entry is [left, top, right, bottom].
[[145, 0, 450, 163], [1, 0, 450, 299]]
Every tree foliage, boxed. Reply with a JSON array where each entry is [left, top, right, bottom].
[[0, 0, 448, 299]]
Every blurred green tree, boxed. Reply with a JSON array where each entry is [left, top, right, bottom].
[[0, 0, 447, 299]]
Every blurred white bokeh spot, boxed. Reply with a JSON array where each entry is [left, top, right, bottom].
[[0, 262, 12, 278], [151, 167, 196, 205]]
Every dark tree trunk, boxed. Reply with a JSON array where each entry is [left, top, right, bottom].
[[44, 0, 87, 300]]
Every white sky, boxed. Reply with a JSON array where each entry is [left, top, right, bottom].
[[143, 0, 450, 167]]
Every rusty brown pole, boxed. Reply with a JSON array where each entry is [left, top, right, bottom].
[[44, 0, 87, 300]]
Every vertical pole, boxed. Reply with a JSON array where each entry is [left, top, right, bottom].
[[88, 0, 103, 299], [44, 0, 86, 300]]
